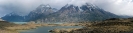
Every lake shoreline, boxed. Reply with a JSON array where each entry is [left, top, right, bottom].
[[49, 18, 133, 33], [4, 22, 83, 33], [2, 18, 133, 33]]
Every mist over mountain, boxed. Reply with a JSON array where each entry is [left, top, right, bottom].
[[1, 4, 58, 22], [0, 0, 133, 17], [0, 0, 133, 33], [1, 3, 120, 22], [1, 12, 26, 22]]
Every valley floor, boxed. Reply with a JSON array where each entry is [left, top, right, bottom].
[[0, 21, 82, 33], [1, 18, 133, 33]]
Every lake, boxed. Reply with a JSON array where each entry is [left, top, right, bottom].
[[19, 26, 82, 33], [12, 22, 27, 24], [12, 22, 82, 33]]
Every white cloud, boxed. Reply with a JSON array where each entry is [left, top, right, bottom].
[[89, 0, 133, 16], [0, 0, 133, 17]]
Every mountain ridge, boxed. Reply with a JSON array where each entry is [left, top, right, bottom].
[[35, 3, 119, 22], [1, 4, 58, 22], [2, 3, 120, 22]]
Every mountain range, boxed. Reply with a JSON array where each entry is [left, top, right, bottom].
[[1, 4, 58, 22], [1, 3, 119, 22]]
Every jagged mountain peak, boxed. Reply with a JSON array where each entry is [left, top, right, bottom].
[[40, 3, 119, 22], [33, 4, 54, 13], [62, 3, 99, 11], [64, 4, 77, 8], [37, 4, 51, 8], [64, 3, 97, 8], [85, 3, 96, 7], [1, 3, 119, 22], [59, 3, 100, 13], [29, 5, 55, 16], [64, 4, 71, 8], [59, 4, 80, 14], [46, 4, 50, 7], [62, 4, 79, 10], [1, 4, 58, 22]]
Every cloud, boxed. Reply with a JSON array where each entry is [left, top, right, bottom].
[[68, 0, 133, 16], [0, 0, 71, 17], [88, 0, 133, 16], [0, 0, 133, 17]]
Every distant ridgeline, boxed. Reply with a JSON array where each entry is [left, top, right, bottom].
[[1, 4, 58, 22], [2, 3, 120, 22]]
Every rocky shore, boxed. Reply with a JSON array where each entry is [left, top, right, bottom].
[[49, 28, 80, 33], [49, 18, 133, 33]]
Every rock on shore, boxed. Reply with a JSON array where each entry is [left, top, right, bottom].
[[49, 18, 133, 33]]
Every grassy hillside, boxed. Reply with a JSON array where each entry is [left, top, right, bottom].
[[0, 21, 16, 29]]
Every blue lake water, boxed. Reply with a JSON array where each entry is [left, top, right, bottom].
[[19, 26, 82, 33], [12, 22, 64, 24], [12, 22, 82, 33], [12, 22, 27, 24]]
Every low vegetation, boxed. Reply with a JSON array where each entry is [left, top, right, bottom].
[[1, 18, 133, 33], [0, 21, 16, 29], [50, 18, 133, 33]]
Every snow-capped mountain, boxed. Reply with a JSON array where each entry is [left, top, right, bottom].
[[36, 3, 119, 22], [1, 3, 119, 22], [25, 4, 57, 21], [1, 4, 58, 22]]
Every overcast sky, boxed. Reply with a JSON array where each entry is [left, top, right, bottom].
[[0, 0, 133, 17]]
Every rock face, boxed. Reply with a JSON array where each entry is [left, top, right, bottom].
[[36, 3, 119, 22]]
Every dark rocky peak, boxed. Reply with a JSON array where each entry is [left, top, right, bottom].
[[85, 3, 97, 7], [64, 4, 78, 9], [36, 4, 51, 10], [32, 4, 53, 13], [80, 3, 99, 11], [45, 4, 51, 8], [79, 3, 109, 15], [64, 4, 70, 8], [59, 4, 80, 13], [37, 4, 46, 9]]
